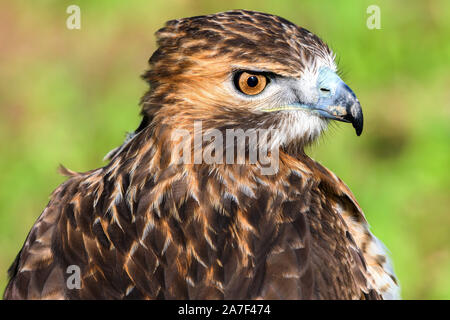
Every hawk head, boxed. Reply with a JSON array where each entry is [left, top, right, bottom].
[[140, 10, 363, 151]]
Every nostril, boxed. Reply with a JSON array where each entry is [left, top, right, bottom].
[[320, 87, 331, 93]]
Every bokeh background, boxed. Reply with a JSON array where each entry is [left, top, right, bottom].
[[0, 0, 449, 299]]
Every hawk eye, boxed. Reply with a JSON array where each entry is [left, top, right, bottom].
[[235, 72, 268, 96]]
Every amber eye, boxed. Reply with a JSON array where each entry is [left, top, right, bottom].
[[235, 72, 268, 96]]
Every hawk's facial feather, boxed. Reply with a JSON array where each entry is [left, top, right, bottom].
[[140, 10, 362, 150]]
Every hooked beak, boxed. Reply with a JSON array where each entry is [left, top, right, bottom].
[[309, 67, 363, 136], [262, 67, 364, 136], [313, 78, 364, 136]]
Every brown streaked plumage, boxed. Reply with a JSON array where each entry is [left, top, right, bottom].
[[4, 10, 399, 300]]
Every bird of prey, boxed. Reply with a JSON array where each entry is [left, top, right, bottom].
[[4, 10, 399, 300]]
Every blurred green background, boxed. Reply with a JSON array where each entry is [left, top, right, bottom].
[[0, 0, 449, 299]]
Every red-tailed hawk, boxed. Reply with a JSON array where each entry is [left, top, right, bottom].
[[4, 10, 399, 300]]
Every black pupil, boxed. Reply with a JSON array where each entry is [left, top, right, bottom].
[[247, 76, 259, 87]]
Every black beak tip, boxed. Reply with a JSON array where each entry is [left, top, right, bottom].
[[346, 101, 363, 136], [353, 114, 363, 136], [343, 108, 363, 136]]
